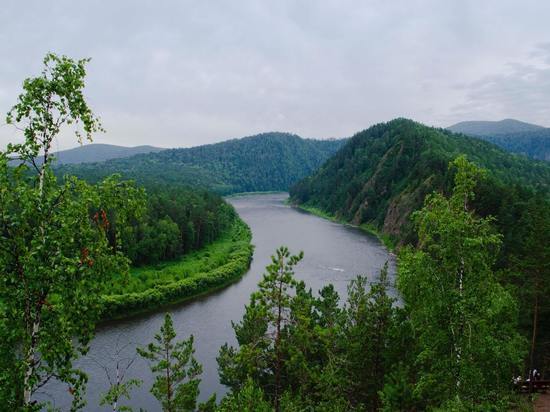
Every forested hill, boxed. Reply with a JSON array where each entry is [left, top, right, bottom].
[[448, 119, 550, 161], [11, 143, 164, 165], [57, 132, 346, 194], [448, 118, 545, 135], [290, 118, 550, 244]]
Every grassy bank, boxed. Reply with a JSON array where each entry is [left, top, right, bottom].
[[100, 218, 253, 320], [225, 190, 288, 198], [291, 202, 397, 251]]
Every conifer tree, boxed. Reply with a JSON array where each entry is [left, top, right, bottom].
[[138, 314, 202, 412]]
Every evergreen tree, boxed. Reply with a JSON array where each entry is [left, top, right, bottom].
[[509, 194, 550, 386], [218, 246, 303, 411], [138, 314, 202, 412]]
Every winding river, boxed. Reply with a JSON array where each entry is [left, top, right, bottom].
[[42, 193, 396, 410]]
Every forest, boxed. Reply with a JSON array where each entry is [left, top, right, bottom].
[[72, 157, 539, 411], [290, 118, 550, 401], [1, 55, 549, 411], [448, 119, 550, 161], [56, 132, 346, 194]]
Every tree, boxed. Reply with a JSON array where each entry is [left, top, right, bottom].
[[217, 378, 272, 412], [397, 156, 524, 408], [137, 313, 202, 412], [509, 194, 550, 387], [0, 53, 144, 410], [218, 246, 303, 411], [340, 263, 395, 410], [97, 339, 142, 412]]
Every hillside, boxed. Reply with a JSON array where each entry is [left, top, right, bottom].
[[448, 118, 545, 136], [290, 118, 550, 244], [58, 132, 346, 194], [447, 119, 550, 161], [476, 129, 550, 161], [20, 143, 164, 165]]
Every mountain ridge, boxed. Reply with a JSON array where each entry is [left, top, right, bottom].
[[448, 118, 546, 136], [57, 132, 347, 194]]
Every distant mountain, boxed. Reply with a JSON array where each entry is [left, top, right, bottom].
[[290, 118, 550, 244], [448, 119, 545, 136], [48, 143, 164, 164], [58, 133, 347, 194], [447, 119, 550, 161]]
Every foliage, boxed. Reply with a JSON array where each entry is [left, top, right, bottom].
[[506, 194, 550, 379], [289, 118, 550, 380], [100, 219, 252, 319], [138, 313, 202, 412], [57, 133, 346, 194], [397, 156, 525, 408], [120, 187, 238, 266], [218, 247, 401, 411], [0, 53, 144, 410], [290, 118, 550, 244], [100, 378, 142, 412], [476, 130, 550, 162]]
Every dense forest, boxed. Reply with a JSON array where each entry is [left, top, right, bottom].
[[57, 133, 346, 194], [290, 118, 550, 243], [472, 130, 550, 161], [118, 186, 238, 266], [290, 118, 550, 392], [448, 119, 550, 161]]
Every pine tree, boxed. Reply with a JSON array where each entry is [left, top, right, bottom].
[[218, 246, 303, 411], [138, 314, 202, 412]]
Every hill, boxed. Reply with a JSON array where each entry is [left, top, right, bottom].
[[447, 118, 545, 136], [447, 119, 550, 161], [50, 143, 164, 164], [58, 132, 346, 194], [476, 129, 550, 161], [290, 118, 550, 244]]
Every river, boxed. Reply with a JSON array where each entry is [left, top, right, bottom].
[[41, 193, 395, 410]]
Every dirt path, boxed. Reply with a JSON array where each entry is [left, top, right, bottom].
[[535, 393, 550, 412]]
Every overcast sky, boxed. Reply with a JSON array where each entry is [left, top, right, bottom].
[[1, 0, 549, 150]]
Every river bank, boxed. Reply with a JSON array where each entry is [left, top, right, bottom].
[[100, 218, 253, 320]]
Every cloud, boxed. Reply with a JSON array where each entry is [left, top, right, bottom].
[[1, 0, 550, 150], [450, 44, 550, 125]]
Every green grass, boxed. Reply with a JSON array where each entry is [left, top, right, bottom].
[[225, 190, 288, 198], [100, 218, 253, 320]]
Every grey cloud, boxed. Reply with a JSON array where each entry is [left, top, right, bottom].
[[1, 0, 550, 150], [450, 45, 550, 125]]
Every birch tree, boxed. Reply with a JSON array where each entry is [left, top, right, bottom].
[[0, 53, 143, 410], [397, 156, 524, 409]]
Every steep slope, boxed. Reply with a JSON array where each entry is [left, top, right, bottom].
[[290, 118, 550, 244], [448, 119, 545, 136], [58, 132, 346, 194]]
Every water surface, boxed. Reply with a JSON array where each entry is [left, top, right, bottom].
[[42, 193, 395, 410]]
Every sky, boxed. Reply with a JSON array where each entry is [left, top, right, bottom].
[[1, 0, 549, 150]]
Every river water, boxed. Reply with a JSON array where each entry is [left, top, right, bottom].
[[42, 193, 395, 410]]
